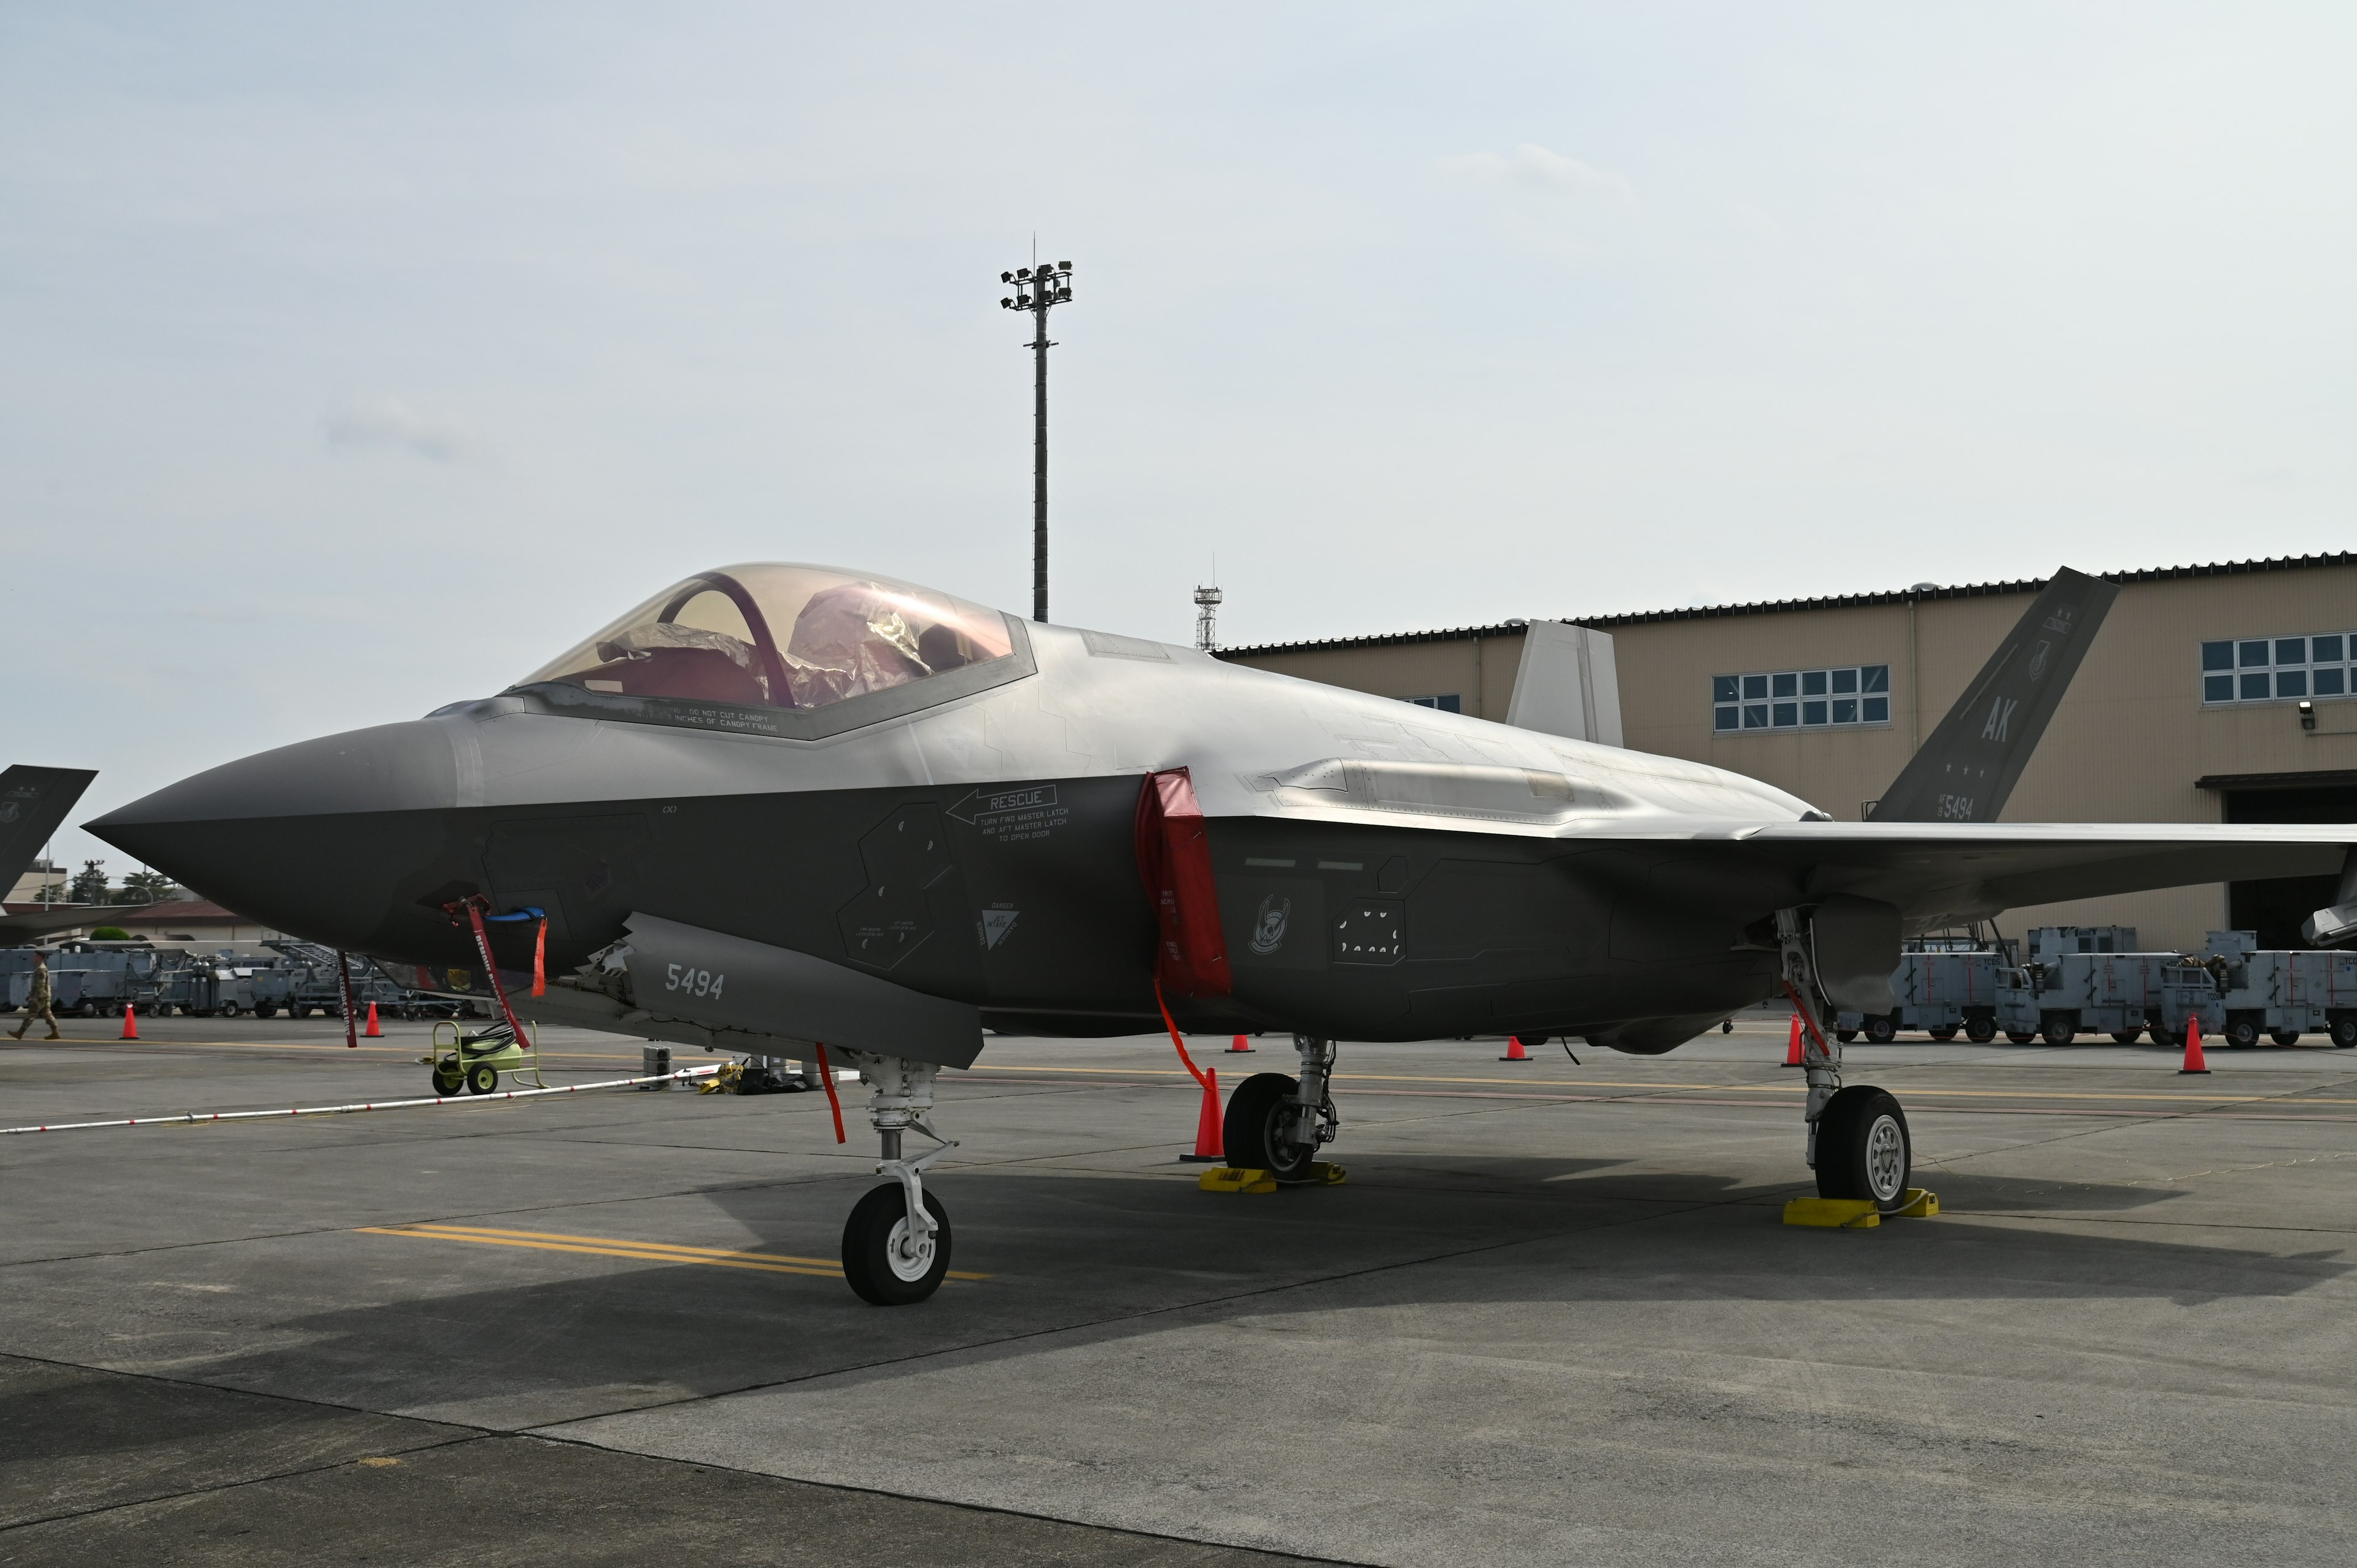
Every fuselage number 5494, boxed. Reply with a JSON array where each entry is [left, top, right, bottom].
[[665, 963, 725, 1000]]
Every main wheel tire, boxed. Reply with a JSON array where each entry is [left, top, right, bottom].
[[2111, 1028, 2142, 1045], [2041, 1016, 2075, 1046], [2270, 1029, 2301, 1047], [1864, 1016, 1897, 1045], [221, 1002, 241, 1019], [1965, 1016, 1997, 1044], [1928, 1026, 1958, 1042], [466, 1062, 498, 1095], [433, 1064, 465, 1094], [842, 1183, 951, 1306], [2332, 1016, 2357, 1049], [1835, 1029, 1858, 1044], [1814, 1086, 1913, 1211], [2225, 1016, 2261, 1049], [2006, 1032, 2036, 1045], [1221, 1072, 1320, 1182]]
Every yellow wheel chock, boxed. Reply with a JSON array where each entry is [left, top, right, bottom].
[[1781, 1188, 1938, 1228], [1196, 1161, 1346, 1194]]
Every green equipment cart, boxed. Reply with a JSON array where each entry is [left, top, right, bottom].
[[423, 1019, 544, 1095]]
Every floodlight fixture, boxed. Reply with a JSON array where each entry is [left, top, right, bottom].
[[994, 250, 1077, 623]]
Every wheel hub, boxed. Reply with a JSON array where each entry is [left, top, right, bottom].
[[1864, 1114, 1906, 1202], [885, 1218, 935, 1282]]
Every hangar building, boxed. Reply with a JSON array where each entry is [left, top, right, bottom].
[[1216, 550, 2357, 954]]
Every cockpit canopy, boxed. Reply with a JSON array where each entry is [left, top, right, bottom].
[[516, 564, 1019, 715]]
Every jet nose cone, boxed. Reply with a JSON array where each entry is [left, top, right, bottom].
[[90, 721, 464, 952]]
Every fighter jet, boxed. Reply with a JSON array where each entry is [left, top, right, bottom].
[[89, 562, 2357, 1302]]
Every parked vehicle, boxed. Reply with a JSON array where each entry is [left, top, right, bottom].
[[2156, 933, 2357, 1049], [1990, 929, 2181, 1045], [1835, 936, 2010, 1043]]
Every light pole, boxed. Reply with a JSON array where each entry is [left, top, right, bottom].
[[999, 258, 1073, 623]]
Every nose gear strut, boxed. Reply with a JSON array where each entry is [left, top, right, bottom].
[[832, 1051, 958, 1304]]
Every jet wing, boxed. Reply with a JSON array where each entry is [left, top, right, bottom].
[[1706, 819, 2353, 930]]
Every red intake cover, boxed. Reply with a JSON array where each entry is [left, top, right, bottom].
[[1134, 768, 1233, 999]]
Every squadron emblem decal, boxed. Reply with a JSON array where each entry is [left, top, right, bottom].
[[1248, 893, 1291, 956]]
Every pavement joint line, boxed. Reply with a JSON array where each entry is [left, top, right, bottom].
[[0, 1341, 1376, 1567], [0, 1348, 495, 1535], [1925, 1210, 2357, 1237]]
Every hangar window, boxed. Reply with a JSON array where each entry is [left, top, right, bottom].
[[1712, 665, 1889, 734], [510, 563, 1031, 738], [2201, 634, 2356, 706]]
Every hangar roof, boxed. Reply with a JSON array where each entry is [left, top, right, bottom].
[[1213, 549, 2357, 659]]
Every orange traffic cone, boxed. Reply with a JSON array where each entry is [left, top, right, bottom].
[[120, 1004, 138, 1041], [1783, 1013, 1804, 1067], [2178, 1015, 2210, 1075], [1501, 1034, 1535, 1061], [363, 1002, 382, 1038], [1180, 1067, 1225, 1162], [1226, 1033, 1253, 1053]]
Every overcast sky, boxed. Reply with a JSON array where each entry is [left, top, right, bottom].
[[6, 3, 2355, 878]]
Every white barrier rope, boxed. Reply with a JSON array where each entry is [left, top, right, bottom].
[[2, 1064, 724, 1135]]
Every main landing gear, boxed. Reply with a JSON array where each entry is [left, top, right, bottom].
[[832, 1052, 958, 1305], [1776, 910, 1913, 1211], [1222, 1033, 1341, 1182]]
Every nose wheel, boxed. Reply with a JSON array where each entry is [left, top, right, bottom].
[[842, 1183, 953, 1305]]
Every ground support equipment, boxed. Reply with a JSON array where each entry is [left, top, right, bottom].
[[422, 1019, 545, 1095]]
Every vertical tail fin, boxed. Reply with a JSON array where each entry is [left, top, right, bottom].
[[1869, 569, 2117, 824], [0, 767, 98, 897]]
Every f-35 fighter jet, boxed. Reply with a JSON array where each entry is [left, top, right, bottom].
[[90, 562, 2357, 1302]]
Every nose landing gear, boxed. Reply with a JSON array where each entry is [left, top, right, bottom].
[[834, 1052, 959, 1305]]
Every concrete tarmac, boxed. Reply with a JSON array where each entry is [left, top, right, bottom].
[[4, 1015, 2355, 1565]]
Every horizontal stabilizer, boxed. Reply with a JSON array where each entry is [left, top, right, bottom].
[[1871, 568, 2118, 824]]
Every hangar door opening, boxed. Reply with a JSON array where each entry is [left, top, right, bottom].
[[2210, 770, 2357, 949]]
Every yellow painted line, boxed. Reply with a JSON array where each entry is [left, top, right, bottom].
[[972, 1062, 2357, 1107], [360, 1227, 844, 1278], [361, 1222, 988, 1281]]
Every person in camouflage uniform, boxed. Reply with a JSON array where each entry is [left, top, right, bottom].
[[10, 952, 59, 1040]]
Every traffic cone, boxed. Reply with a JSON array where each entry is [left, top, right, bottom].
[[363, 1002, 382, 1038], [120, 1005, 138, 1041], [1783, 1013, 1804, 1067], [1501, 1034, 1534, 1061], [1180, 1067, 1225, 1162], [2178, 1015, 2210, 1075], [1226, 1033, 1253, 1053]]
